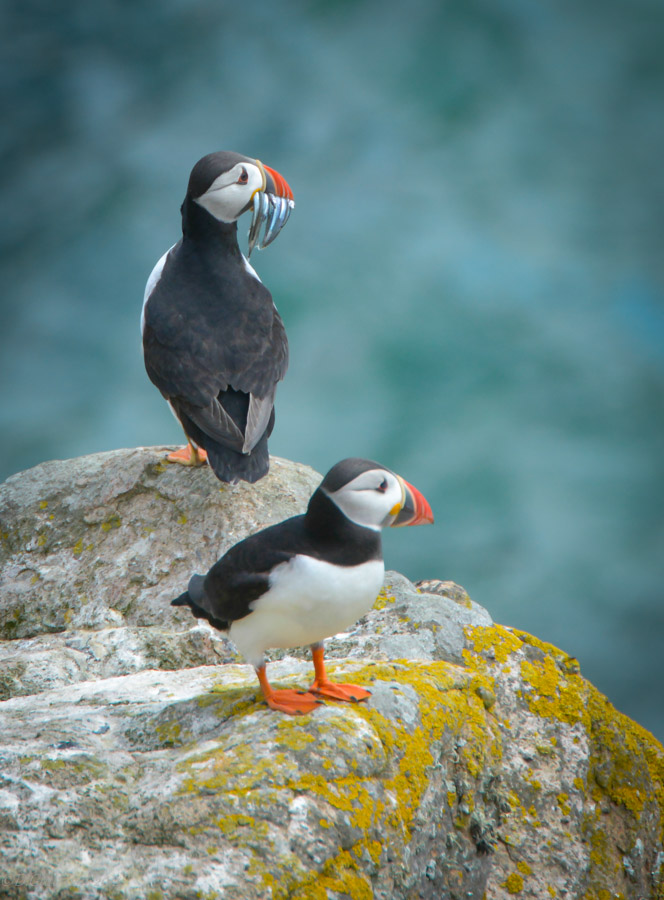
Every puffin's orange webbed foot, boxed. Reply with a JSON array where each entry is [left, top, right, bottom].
[[166, 443, 208, 467], [264, 688, 322, 716], [309, 680, 372, 703], [256, 664, 321, 715], [309, 644, 371, 704]]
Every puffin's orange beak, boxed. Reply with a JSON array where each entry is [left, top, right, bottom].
[[261, 163, 294, 201], [391, 477, 434, 527]]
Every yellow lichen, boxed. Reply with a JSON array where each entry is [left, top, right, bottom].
[[557, 792, 571, 816], [347, 663, 495, 824], [276, 718, 317, 751], [519, 656, 582, 723], [289, 849, 373, 900], [464, 623, 524, 665], [170, 651, 663, 899], [372, 590, 396, 611], [536, 742, 556, 757], [155, 719, 182, 746], [503, 872, 524, 893], [101, 514, 121, 532], [586, 685, 664, 825], [524, 770, 541, 791], [590, 829, 607, 867], [216, 813, 255, 834]]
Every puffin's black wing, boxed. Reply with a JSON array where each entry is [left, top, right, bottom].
[[175, 515, 307, 627]]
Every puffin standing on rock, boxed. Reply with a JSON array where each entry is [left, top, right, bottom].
[[142, 151, 294, 484], [172, 458, 434, 715]]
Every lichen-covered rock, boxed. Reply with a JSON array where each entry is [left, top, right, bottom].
[[1, 449, 663, 900]]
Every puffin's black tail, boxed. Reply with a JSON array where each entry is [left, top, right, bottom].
[[174, 393, 275, 485], [205, 429, 271, 485], [171, 575, 229, 632]]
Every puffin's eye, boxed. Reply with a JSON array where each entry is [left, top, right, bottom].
[[238, 168, 249, 184], [376, 479, 388, 493]]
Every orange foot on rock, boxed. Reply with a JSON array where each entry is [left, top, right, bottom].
[[264, 688, 322, 715], [309, 680, 372, 703], [309, 644, 371, 703], [166, 444, 208, 467], [256, 664, 322, 715]]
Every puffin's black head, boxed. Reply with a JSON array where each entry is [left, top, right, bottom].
[[184, 151, 294, 256], [316, 457, 434, 531]]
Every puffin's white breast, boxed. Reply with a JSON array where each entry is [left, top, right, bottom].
[[228, 555, 384, 667]]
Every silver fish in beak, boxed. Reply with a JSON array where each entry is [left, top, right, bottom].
[[247, 162, 295, 257]]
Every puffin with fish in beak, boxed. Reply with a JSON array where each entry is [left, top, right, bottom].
[[141, 151, 294, 484]]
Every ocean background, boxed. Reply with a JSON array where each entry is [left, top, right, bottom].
[[1, 0, 663, 740]]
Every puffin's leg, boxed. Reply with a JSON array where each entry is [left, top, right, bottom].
[[166, 439, 208, 467], [255, 663, 321, 715], [309, 643, 372, 703]]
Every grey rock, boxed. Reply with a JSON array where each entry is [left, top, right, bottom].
[[0, 447, 319, 698], [0, 446, 320, 640], [1, 448, 663, 900], [321, 571, 493, 666]]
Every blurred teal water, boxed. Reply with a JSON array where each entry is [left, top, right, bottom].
[[1, 0, 663, 739]]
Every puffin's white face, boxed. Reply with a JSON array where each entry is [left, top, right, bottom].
[[326, 468, 405, 532], [194, 161, 265, 223]]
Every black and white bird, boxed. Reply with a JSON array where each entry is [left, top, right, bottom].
[[172, 458, 434, 715], [141, 151, 294, 484]]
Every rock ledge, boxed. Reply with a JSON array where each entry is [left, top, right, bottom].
[[1, 448, 662, 900]]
